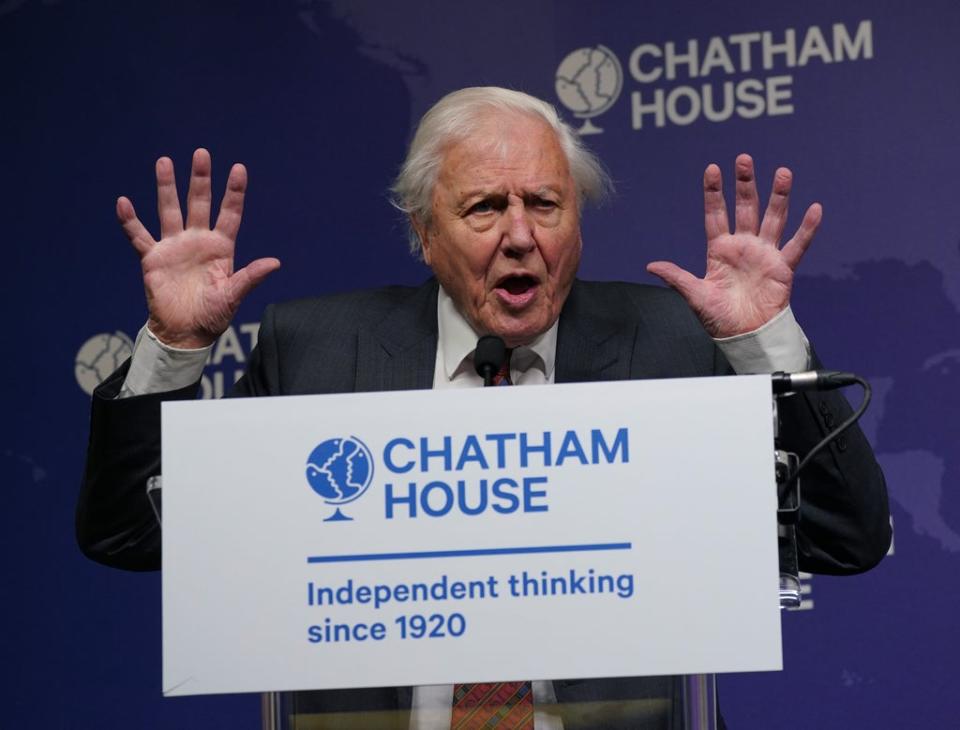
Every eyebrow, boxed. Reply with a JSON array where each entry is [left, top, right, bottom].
[[529, 186, 561, 199]]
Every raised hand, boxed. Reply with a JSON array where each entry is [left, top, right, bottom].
[[646, 154, 821, 338], [116, 148, 280, 348]]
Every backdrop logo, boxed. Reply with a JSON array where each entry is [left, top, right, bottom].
[[556, 20, 874, 132], [75, 331, 133, 395], [306, 437, 375, 522], [555, 45, 623, 135]]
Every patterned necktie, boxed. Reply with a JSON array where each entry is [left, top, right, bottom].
[[450, 681, 534, 729], [452, 350, 532, 728], [492, 348, 512, 386]]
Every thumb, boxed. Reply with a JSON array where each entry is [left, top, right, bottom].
[[228, 257, 281, 305], [646, 261, 703, 304]]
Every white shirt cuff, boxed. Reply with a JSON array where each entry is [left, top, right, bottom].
[[118, 325, 211, 398], [713, 306, 811, 374]]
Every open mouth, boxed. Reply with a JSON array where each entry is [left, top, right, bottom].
[[494, 274, 539, 306]]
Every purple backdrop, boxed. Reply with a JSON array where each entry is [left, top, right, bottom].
[[3, 0, 958, 727]]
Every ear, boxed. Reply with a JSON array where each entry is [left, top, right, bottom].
[[411, 215, 432, 264]]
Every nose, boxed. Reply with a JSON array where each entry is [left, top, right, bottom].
[[500, 194, 535, 256]]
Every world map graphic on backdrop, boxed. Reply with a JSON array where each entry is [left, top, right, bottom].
[[797, 259, 960, 556]]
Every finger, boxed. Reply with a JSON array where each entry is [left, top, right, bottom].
[[734, 153, 760, 235], [227, 257, 281, 305], [758, 167, 793, 245], [781, 203, 822, 270], [186, 148, 213, 230], [214, 163, 248, 241], [116, 196, 156, 256], [155, 156, 184, 238], [703, 163, 729, 242], [646, 261, 704, 306]]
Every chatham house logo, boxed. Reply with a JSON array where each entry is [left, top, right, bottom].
[[555, 45, 623, 135], [305, 437, 375, 521], [75, 331, 134, 395]]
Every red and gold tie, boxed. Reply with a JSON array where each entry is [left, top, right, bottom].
[[492, 349, 512, 386], [450, 681, 534, 729]]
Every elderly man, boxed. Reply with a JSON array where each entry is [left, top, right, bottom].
[[78, 88, 889, 729]]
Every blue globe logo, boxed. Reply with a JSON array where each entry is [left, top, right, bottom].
[[306, 437, 374, 522]]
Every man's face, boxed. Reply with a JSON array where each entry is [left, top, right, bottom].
[[416, 113, 582, 348]]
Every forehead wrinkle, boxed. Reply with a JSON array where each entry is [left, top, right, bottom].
[[447, 158, 569, 196], [435, 116, 573, 207]]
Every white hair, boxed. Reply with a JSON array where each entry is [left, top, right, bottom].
[[390, 87, 612, 258]]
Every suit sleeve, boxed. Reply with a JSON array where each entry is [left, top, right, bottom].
[[776, 384, 891, 575], [76, 306, 286, 570], [76, 360, 198, 571], [713, 345, 892, 575]]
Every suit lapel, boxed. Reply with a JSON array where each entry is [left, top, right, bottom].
[[556, 280, 633, 383], [355, 280, 439, 393], [353, 278, 681, 388]]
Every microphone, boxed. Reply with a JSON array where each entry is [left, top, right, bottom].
[[474, 335, 507, 387], [771, 370, 860, 394]]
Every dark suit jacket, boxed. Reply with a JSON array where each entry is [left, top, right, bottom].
[[77, 278, 890, 729]]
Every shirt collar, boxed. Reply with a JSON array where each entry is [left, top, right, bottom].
[[437, 285, 558, 382]]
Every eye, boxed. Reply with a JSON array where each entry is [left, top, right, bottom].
[[468, 200, 494, 214], [465, 195, 506, 216]]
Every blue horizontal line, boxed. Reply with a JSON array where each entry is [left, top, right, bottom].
[[306, 542, 631, 564]]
